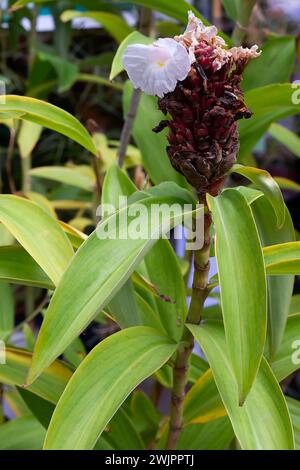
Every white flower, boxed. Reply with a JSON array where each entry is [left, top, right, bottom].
[[123, 38, 192, 98]]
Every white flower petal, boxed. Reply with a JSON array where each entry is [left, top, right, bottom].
[[123, 38, 191, 97]]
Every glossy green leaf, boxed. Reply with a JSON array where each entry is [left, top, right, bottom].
[[0, 283, 14, 340], [44, 327, 176, 449], [231, 164, 285, 228], [0, 95, 96, 155], [188, 321, 295, 450], [207, 189, 267, 403], [239, 84, 300, 161], [0, 195, 73, 286], [123, 82, 188, 187], [252, 196, 295, 358], [243, 36, 296, 91], [264, 242, 300, 275], [0, 246, 53, 289], [0, 416, 46, 450], [61, 11, 133, 44], [110, 31, 153, 81], [235, 186, 263, 205], [272, 313, 300, 381], [269, 123, 300, 159], [30, 166, 94, 191], [28, 186, 196, 382], [0, 348, 72, 404]]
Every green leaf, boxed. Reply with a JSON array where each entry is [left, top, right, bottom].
[[17, 121, 42, 159], [235, 186, 263, 205], [0, 283, 14, 340], [184, 369, 227, 424], [110, 31, 153, 81], [207, 189, 267, 403], [264, 242, 300, 275], [61, 11, 133, 44], [286, 397, 300, 450], [0, 195, 74, 286], [243, 36, 296, 91], [188, 354, 209, 383], [231, 164, 285, 228], [144, 239, 188, 340], [28, 186, 197, 382], [0, 246, 53, 289], [239, 84, 300, 161], [17, 388, 55, 429], [274, 176, 300, 193], [125, 0, 205, 24], [0, 416, 46, 450], [252, 196, 295, 359], [269, 123, 300, 159], [0, 95, 96, 155], [38, 51, 79, 92], [44, 327, 176, 449], [29, 166, 94, 192], [102, 164, 136, 210], [178, 417, 234, 450], [102, 164, 142, 328], [289, 295, 300, 315], [123, 82, 188, 187], [221, 0, 242, 20], [188, 321, 295, 450], [99, 408, 145, 450], [126, 0, 231, 43], [108, 281, 141, 328], [272, 313, 300, 381], [0, 348, 72, 404]]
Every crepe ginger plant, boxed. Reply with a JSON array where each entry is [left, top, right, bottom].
[[0, 5, 300, 452]]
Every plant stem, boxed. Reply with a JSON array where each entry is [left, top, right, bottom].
[[166, 201, 212, 450], [117, 7, 154, 167]]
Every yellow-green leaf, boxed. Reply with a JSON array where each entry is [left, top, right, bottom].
[[0, 95, 96, 155], [188, 321, 294, 450], [207, 189, 267, 404], [44, 327, 176, 449], [0, 195, 73, 286]]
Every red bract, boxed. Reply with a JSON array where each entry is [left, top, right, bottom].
[[153, 27, 259, 195]]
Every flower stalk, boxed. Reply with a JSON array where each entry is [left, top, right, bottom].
[[166, 200, 212, 450]]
